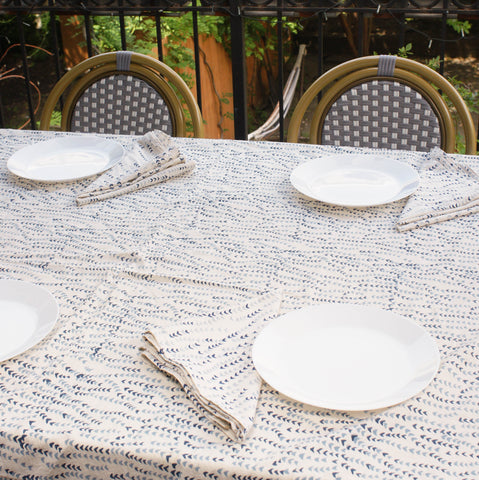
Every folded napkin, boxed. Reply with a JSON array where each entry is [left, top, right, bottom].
[[142, 290, 282, 442], [397, 147, 479, 232], [76, 130, 195, 205]]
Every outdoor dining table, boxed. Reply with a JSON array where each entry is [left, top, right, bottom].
[[0, 127, 478, 479]]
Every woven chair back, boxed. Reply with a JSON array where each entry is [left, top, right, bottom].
[[70, 74, 173, 136], [40, 51, 204, 138], [287, 55, 476, 154], [321, 79, 442, 151]]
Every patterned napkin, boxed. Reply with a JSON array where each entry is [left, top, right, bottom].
[[142, 290, 282, 442], [397, 147, 479, 232], [76, 130, 195, 205]]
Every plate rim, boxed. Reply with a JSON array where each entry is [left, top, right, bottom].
[[252, 303, 440, 411], [7, 135, 124, 182], [0, 279, 59, 362], [290, 154, 419, 207]]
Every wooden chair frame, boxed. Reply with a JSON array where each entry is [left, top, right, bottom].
[[287, 56, 476, 154], [40, 51, 204, 138]]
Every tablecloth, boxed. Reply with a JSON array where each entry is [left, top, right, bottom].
[[1, 129, 478, 479]]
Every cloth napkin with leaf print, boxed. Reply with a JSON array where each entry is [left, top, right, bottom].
[[142, 290, 282, 442], [76, 130, 195, 206], [397, 147, 479, 232]]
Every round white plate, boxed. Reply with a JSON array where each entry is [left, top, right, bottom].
[[252, 304, 440, 411], [290, 154, 419, 207], [7, 136, 124, 182], [0, 279, 59, 362]]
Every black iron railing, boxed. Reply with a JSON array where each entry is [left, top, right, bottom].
[[1, 0, 479, 139]]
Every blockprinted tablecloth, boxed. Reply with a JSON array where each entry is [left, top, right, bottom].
[[1, 129, 478, 480]]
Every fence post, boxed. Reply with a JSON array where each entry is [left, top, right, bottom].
[[230, 1, 248, 140], [16, 15, 36, 129], [277, 0, 284, 141], [192, 0, 202, 112]]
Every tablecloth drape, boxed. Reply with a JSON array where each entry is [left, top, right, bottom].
[[1, 129, 478, 480]]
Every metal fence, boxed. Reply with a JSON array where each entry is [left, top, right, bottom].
[[1, 0, 479, 139]]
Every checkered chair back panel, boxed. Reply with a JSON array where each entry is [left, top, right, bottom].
[[71, 74, 173, 136], [321, 80, 442, 151]]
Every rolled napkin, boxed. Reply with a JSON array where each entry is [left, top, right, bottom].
[[76, 130, 195, 205], [397, 147, 479, 232], [142, 290, 282, 442]]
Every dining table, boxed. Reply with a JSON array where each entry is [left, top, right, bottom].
[[0, 127, 478, 480]]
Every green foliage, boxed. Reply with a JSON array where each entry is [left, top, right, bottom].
[[86, 13, 301, 68], [124, 17, 159, 56], [160, 15, 201, 77], [0, 13, 52, 61], [449, 76, 479, 114], [90, 16, 123, 52], [446, 19, 472, 36], [36, 109, 61, 129], [243, 17, 302, 60], [50, 110, 62, 127], [425, 55, 440, 71], [397, 43, 413, 58], [89, 15, 159, 55], [86, 14, 231, 86]]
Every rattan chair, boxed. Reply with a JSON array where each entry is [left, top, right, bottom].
[[40, 51, 204, 137], [287, 55, 476, 154]]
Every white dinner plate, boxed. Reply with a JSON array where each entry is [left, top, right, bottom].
[[290, 154, 419, 207], [252, 304, 440, 411], [0, 279, 59, 362], [7, 136, 124, 182]]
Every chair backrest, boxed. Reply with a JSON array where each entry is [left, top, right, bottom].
[[40, 51, 204, 138], [287, 55, 476, 154]]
